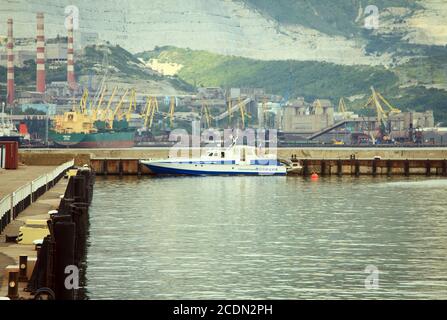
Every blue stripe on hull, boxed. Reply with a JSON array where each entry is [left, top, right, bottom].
[[144, 164, 286, 176]]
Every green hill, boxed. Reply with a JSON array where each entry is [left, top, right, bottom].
[[138, 46, 447, 124], [0, 44, 194, 98]]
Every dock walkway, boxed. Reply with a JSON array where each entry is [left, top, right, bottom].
[[0, 174, 68, 297]]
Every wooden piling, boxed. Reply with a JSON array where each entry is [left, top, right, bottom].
[[387, 160, 392, 177], [321, 160, 326, 176], [337, 160, 342, 177], [426, 160, 431, 176], [372, 159, 378, 177], [355, 160, 360, 177], [302, 159, 309, 177], [404, 160, 410, 177]]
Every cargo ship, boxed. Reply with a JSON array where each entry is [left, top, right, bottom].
[[49, 111, 135, 148]]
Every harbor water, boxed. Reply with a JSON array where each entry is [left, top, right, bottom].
[[85, 176, 447, 299]]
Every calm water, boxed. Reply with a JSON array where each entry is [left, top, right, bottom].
[[85, 176, 447, 299]]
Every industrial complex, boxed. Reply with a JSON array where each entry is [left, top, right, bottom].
[[1, 13, 446, 148]]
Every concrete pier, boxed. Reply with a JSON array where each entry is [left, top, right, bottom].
[[0, 177, 68, 297], [19, 147, 447, 166], [18, 147, 447, 176], [0, 161, 77, 299]]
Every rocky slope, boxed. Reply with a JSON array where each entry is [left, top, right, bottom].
[[1, 0, 446, 65]]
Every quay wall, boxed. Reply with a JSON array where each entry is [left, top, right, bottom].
[[17, 147, 447, 177], [19, 147, 447, 166]]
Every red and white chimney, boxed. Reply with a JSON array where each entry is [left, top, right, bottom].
[[36, 12, 46, 93], [6, 18, 15, 105], [67, 16, 76, 90]]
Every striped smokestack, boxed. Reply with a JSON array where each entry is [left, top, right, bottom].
[[36, 12, 46, 93], [6, 19, 15, 105], [67, 15, 76, 90]]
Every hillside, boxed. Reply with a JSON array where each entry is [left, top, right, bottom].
[[242, 0, 418, 37], [138, 46, 447, 124], [0, 44, 194, 97], [2, 0, 446, 65]]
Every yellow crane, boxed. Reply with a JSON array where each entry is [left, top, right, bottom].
[[92, 86, 107, 121], [143, 96, 159, 129], [338, 97, 350, 119], [313, 99, 323, 115], [168, 96, 176, 127], [364, 87, 402, 142], [100, 86, 118, 122], [201, 100, 212, 128], [237, 96, 251, 129], [120, 89, 137, 122], [365, 87, 401, 123], [77, 89, 89, 115], [108, 89, 129, 128]]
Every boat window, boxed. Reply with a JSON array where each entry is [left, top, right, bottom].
[[221, 152, 225, 158], [208, 152, 213, 157], [214, 153, 218, 157]]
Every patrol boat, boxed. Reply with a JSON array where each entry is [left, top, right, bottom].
[[140, 141, 294, 176]]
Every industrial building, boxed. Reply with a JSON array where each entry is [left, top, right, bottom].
[[281, 98, 334, 134]]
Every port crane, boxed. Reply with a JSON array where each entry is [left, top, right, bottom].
[[237, 96, 251, 129], [107, 89, 129, 128], [201, 100, 212, 128], [312, 99, 325, 115], [120, 89, 137, 122], [142, 96, 159, 129], [76, 89, 89, 115], [100, 86, 118, 123], [338, 98, 351, 119], [91, 86, 107, 121], [167, 96, 176, 127], [364, 87, 401, 143]]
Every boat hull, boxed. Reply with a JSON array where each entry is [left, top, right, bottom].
[[142, 162, 287, 176], [49, 131, 135, 148]]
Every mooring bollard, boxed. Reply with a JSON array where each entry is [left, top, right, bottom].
[[19, 256, 28, 282], [7, 271, 19, 300]]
